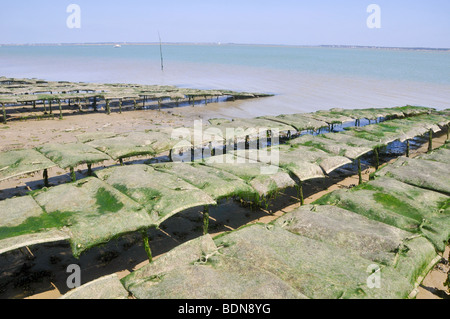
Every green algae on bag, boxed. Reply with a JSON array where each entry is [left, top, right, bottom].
[[32, 177, 154, 258], [214, 224, 414, 299], [314, 177, 450, 252], [94, 164, 216, 225], [0, 149, 56, 182], [273, 205, 438, 287], [151, 161, 259, 203], [374, 157, 450, 195], [201, 153, 296, 200], [121, 234, 307, 299], [36, 143, 111, 170]]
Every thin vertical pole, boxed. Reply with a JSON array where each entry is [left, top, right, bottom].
[[374, 147, 379, 170], [1, 103, 6, 124], [297, 181, 304, 205], [70, 167, 76, 182], [141, 230, 153, 263], [43, 169, 49, 187], [428, 129, 433, 153], [106, 99, 110, 115], [203, 206, 210, 235], [158, 32, 164, 72], [58, 100, 63, 120], [93, 96, 97, 112], [406, 140, 410, 158], [357, 158, 362, 185]]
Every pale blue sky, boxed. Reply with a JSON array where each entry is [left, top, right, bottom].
[[0, 0, 449, 48]]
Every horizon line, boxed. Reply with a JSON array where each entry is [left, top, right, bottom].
[[0, 42, 449, 51]]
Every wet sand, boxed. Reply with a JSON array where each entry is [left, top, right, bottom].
[[0, 103, 448, 299]]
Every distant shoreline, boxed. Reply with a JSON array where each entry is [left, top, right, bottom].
[[1, 42, 449, 51]]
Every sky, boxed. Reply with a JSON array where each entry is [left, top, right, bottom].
[[0, 0, 449, 48]]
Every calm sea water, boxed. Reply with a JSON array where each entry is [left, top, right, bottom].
[[0, 44, 449, 117]]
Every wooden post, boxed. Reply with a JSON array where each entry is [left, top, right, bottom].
[[209, 141, 215, 157], [106, 99, 111, 115], [204, 96, 208, 105], [43, 169, 49, 187], [141, 230, 153, 263], [87, 164, 92, 176], [49, 100, 52, 114], [257, 132, 261, 150], [374, 147, 379, 170], [158, 99, 161, 111], [297, 182, 304, 205], [119, 99, 123, 114], [43, 99, 46, 114], [119, 158, 124, 166], [203, 206, 210, 235], [93, 96, 97, 112], [58, 100, 63, 120], [406, 140, 410, 158], [1, 103, 6, 124], [70, 167, 76, 182], [133, 99, 137, 110], [428, 129, 433, 153], [33, 100, 36, 109], [357, 158, 362, 185]]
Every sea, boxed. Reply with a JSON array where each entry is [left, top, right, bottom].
[[0, 44, 449, 118]]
